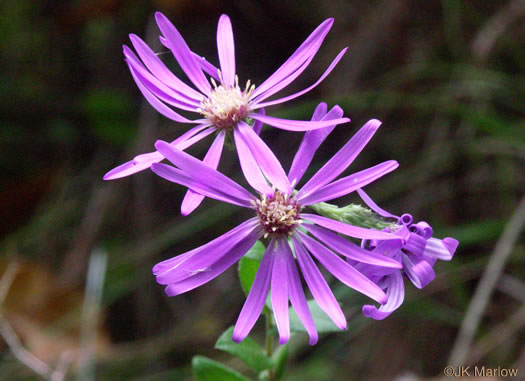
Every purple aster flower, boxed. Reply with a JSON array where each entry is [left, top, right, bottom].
[[353, 188, 459, 320], [149, 105, 401, 345], [104, 12, 349, 214]]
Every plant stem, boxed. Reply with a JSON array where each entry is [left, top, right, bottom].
[[265, 309, 274, 381]]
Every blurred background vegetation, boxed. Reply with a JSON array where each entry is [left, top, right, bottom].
[[1, 0, 524, 380]]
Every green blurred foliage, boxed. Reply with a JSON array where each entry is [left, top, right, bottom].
[[0, 0, 523, 380]]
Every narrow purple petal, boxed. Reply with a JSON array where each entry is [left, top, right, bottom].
[[297, 232, 387, 304], [252, 108, 265, 135], [155, 219, 259, 284], [153, 218, 258, 275], [356, 188, 397, 219], [302, 214, 398, 240], [249, 113, 350, 132], [251, 19, 334, 100], [311, 102, 328, 120], [124, 47, 200, 111], [236, 121, 291, 194], [164, 229, 259, 296], [181, 132, 225, 215], [154, 140, 254, 203], [362, 271, 405, 320], [288, 104, 342, 185], [251, 56, 314, 106], [155, 12, 211, 95], [159, 34, 219, 79], [292, 235, 346, 330], [253, 48, 347, 109], [152, 162, 252, 207], [280, 239, 318, 345], [216, 14, 236, 87], [402, 255, 436, 289], [272, 240, 290, 345], [192, 52, 220, 80], [302, 224, 402, 268], [128, 61, 200, 123], [233, 126, 273, 195], [298, 161, 399, 205], [297, 119, 382, 199], [233, 240, 275, 343], [103, 124, 212, 180], [424, 237, 458, 261], [128, 35, 204, 102]]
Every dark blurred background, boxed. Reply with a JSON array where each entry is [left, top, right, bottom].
[[1, 0, 524, 380]]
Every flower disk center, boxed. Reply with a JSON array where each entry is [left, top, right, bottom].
[[254, 191, 302, 238], [199, 77, 254, 130]]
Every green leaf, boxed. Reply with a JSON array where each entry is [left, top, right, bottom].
[[215, 327, 274, 372], [272, 343, 288, 380], [289, 300, 341, 334], [192, 355, 249, 381], [238, 240, 266, 295]]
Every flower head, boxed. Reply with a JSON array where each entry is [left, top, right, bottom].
[[150, 104, 401, 344], [353, 189, 459, 320], [104, 13, 349, 214]]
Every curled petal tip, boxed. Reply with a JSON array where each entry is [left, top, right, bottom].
[[278, 336, 290, 345]]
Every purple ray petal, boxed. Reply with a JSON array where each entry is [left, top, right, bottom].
[[236, 121, 291, 193], [288, 104, 342, 185], [152, 162, 252, 208], [159, 34, 219, 79], [298, 161, 399, 205], [128, 35, 204, 102], [297, 119, 382, 198], [233, 240, 275, 343], [124, 47, 200, 111], [356, 188, 397, 219], [181, 132, 225, 215], [233, 125, 273, 195], [251, 56, 314, 106], [280, 238, 318, 345], [424, 237, 458, 261], [292, 235, 346, 330], [297, 232, 387, 304], [302, 214, 397, 240], [216, 14, 236, 87], [302, 224, 402, 268], [252, 108, 265, 135], [249, 113, 350, 132], [155, 12, 211, 95], [362, 271, 405, 320], [254, 48, 347, 109], [153, 218, 258, 275], [272, 240, 290, 345], [127, 61, 201, 123], [192, 52, 220, 80], [155, 219, 259, 284], [251, 19, 334, 100], [402, 255, 436, 289], [164, 229, 259, 296], [154, 140, 254, 203], [103, 124, 212, 180]]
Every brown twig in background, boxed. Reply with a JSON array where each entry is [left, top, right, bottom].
[[471, 0, 525, 63], [448, 195, 525, 366]]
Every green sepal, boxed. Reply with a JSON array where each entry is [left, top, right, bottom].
[[215, 327, 274, 372], [192, 355, 249, 381]]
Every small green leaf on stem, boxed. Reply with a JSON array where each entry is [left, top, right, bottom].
[[215, 326, 274, 372], [192, 355, 250, 381]]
